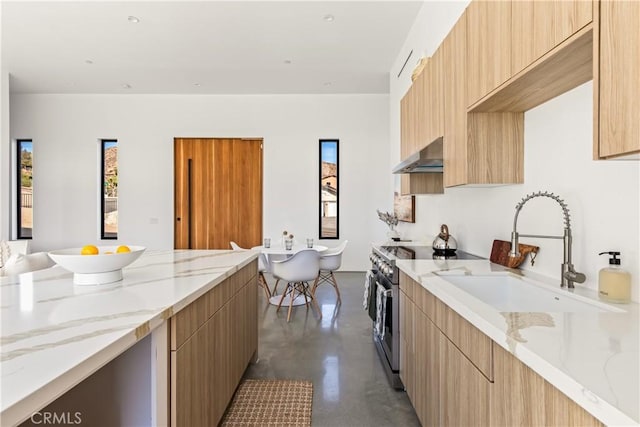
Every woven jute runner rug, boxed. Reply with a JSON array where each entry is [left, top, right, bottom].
[[221, 379, 313, 426]]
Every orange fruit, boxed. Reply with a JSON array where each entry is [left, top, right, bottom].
[[116, 245, 131, 254], [81, 245, 99, 255]]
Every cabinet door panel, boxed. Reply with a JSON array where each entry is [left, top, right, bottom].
[[512, 1, 592, 75], [443, 12, 467, 187], [416, 310, 440, 427], [599, 0, 640, 157], [441, 335, 490, 426], [400, 91, 411, 159], [467, 0, 512, 106], [426, 46, 444, 146], [171, 274, 258, 427], [490, 344, 604, 426]]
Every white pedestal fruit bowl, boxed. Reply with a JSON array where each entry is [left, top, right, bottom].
[[48, 246, 146, 285]]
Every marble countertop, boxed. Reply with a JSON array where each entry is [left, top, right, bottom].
[[0, 249, 257, 424], [396, 259, 639, 426]]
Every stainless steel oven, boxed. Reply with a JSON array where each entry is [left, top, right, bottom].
[[368, 250, 403, 389]]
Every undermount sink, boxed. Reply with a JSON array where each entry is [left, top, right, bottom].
[[436, 272, 624, 313]]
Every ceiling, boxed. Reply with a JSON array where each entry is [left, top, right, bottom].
[[2, 1, 422, 95]]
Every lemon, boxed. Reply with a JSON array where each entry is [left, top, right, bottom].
[[116, 245, 131, 254], [81, 245, 99, 255]]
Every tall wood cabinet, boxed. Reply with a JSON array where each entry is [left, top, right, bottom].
[[170, 261, 258, 427], [596, 0, 640, 158]]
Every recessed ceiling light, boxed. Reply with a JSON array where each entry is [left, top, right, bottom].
[[85, 59, 93, 65], [194, 83, 201, 87], [122, 83, 132, 89], [284, 59, 292, 65], [323, 14, 335, 22], [128, 16, 140, 23]]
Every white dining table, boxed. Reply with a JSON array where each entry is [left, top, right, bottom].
[[251, 243, 327, 306], [250, 243, 327, 255]]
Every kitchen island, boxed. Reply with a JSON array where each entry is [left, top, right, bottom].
[[1, 249, 258, 426], [397, 258, 639, 426]]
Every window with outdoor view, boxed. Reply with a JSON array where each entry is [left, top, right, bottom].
[[319, 139, 339, 239], [101, 140, 118, 239], [17, 139, 33, 239]]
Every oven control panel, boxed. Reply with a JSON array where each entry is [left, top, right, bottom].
[[369, 252, 395, 278]]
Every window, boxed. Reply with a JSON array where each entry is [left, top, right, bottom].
[[319, 139, 339, 239], [17, 139, 33, 239], [101, 140, 118, 239]]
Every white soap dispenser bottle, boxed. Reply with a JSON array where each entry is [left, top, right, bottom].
[[598, 251, 631, 303]]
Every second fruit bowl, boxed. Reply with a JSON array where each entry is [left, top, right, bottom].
[[48, 246, 146, 285]]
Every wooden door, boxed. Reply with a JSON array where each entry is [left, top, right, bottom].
[[174, 138, 263, 249]]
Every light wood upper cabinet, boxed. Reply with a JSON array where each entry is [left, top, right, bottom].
[[400, 49, 444, 159], [443, 10, 524, 187], [425, 46, 444, 146], [399, 53, 445, 194], [466, 0, 512, 106], [512, 1, 592, 76], [443, 12, 467, 187], [596, 0, 640, 158], [400, 86, 414, 160]]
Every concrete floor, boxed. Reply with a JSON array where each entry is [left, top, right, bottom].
[[244, 272, 421, 427]]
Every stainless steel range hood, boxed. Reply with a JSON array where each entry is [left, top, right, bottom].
[[392, 136, 443, 174]]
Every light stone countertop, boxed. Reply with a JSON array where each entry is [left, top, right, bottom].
[[0, 249, 258, 424], [396, 258, 639, 427]]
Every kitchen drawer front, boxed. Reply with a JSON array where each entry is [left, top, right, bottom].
[[399, 271, 415, 302], [171, 259, 257, 350], [434, 296, 494, 381], [399, 271, 438, 320]]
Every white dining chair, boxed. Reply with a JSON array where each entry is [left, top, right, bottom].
[[229, 241, 271, 299], [312, 240, 348, 303], [271, 249, 322, 322]]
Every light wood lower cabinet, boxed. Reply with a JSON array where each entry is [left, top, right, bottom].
[[441, 334, 490, 426], [490, 344, 603, 427], [170, 261, 258, 427], [399, 273, 604, 427]]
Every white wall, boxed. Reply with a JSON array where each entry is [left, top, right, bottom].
[[390, 1, 640, 302], [1, 70, 9, 242], [8, 94, 392, 271]]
